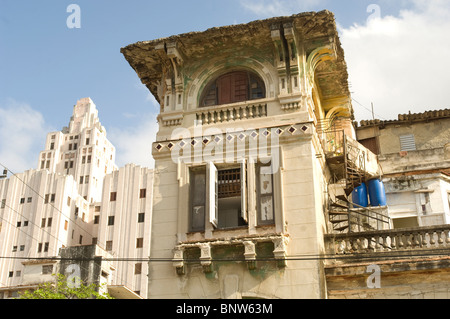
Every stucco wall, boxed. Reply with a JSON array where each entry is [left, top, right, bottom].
[[326, 257, 450, 299], [148, 136, 329, 299]]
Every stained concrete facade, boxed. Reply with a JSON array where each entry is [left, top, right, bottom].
[[322, 111, 450, 300], [122, 11, 370, 299], [325, 255, 450, 299], [356, 110, 450, 228]]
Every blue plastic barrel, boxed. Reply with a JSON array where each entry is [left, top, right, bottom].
[[352, 184, 369, 208], [367, 179, 387, 207]]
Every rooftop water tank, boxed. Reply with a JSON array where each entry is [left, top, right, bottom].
[[352, 183, 369, 208], [367, 178, 387, 207]]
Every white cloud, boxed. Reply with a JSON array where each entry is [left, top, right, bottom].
[[0, 99, 53, 173], [0, 96, 159, 174], [108, 96, 159, 170], [239, 0, 324, 17], [340, 0, 450, 121]]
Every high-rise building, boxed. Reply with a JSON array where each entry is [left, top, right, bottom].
[[0, 98, 153, 299], [37, 97, 117, 203]]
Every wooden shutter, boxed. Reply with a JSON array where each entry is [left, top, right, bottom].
[[202, 83, 217, 107], [190, 170, 206, 232], [233, 72, 248, 102], [207, 162, 218, 228], [258, 163, 275, 225], [240, 159, 248, 222], [217, 72, 248, 104], [359, 137, 380, 155], [217, 74, 232, 105]]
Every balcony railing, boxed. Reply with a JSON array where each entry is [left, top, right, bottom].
[[195, 102, 267, 125], [325, 225, 450, 255]]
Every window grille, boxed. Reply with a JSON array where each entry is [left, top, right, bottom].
[[217, 168, 241, 198]]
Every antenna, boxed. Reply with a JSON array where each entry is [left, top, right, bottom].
[[371, 102, 375, 121]]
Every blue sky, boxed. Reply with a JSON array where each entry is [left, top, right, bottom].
[[1, 0, 449, 172]]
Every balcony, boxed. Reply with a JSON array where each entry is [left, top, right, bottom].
[[157, 101, 269, 128], [195, 102, 268, 125], [172, 234, 289, 275], [325, 224, 450, 257], [322, 130, 380, 188], [324, 225, 450, 299]]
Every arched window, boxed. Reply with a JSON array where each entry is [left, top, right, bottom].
[[200, 71, 265, 107]]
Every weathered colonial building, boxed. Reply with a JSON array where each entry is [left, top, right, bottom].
[[356, 110, 450, 228], [122, 10, 384, 299], [0, 98, 152, 299], [325, 112, 450, 299]]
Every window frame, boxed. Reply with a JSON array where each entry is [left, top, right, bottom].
[[189, 166, 207, 232], [42, 265, 53, 275], [108, 216, 115, 226], [200, 70, 266, 107], [181, 148, 283, 237], [134, 263, 142, 275], [399, 134, 416, 152], [213, 160, 248, 230], [188, 162, 248, 232], [187, 158, 278, 232]]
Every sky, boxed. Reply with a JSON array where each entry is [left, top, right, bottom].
[[1, 0, 449, 173]]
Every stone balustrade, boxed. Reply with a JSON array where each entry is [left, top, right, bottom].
[[325, 225, 450, 255], [195, 103, 267, 125]]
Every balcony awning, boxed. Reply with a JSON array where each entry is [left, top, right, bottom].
[[107, 285, 143, 299]]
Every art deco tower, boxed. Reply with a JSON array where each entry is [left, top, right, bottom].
[[0, 98, 153, 298]]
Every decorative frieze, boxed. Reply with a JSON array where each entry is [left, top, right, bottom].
[[153, 122, 311, 155]]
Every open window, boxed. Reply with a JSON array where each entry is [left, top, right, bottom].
[[200, 71, 265, 107], [188, 157, 279, 233], [190, 161, 248, 231], [208, 161, 248, 229]]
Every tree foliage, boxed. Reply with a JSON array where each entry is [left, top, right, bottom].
[[18, 274, 113, 299]]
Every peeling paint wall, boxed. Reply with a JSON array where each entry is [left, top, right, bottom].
[[326, 258, 450, 299]]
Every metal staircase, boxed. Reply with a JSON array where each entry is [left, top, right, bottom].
[[318, 119, 390, 233], [328, 193, 390, 233]]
